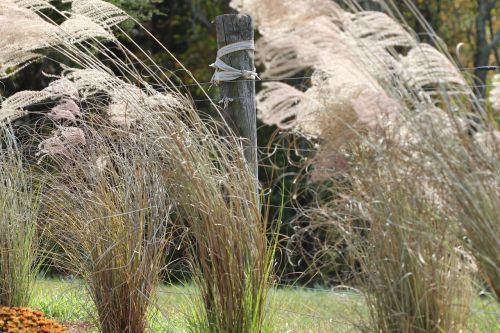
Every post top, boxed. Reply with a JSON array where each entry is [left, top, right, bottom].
[[215, 14, 253, 47]]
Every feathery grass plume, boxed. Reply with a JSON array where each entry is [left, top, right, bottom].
[[6, 0, 54, 11], [58, 15, 115, 44], [237, 2, 408, 136], [0, 1, 115, 80], [256, 82, 308, 129], [490, 74, 500, 112], [399, 43, 467, 91], [0, 1, 118, 123], [345, 11, 414, 48], [0, 91, 55, 124], [0, 125, 41, 307], [0, 2, 58, 78], [232, 0, 474, 140], [69, 0, 129, 29], [231, 0, 344, 36]]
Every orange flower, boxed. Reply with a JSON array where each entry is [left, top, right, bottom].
[[0, 306, 70, 333]]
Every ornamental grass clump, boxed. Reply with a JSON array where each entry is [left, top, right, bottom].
[[43, 123, 174, 333], [0, 126, 41, 307], [140, 103, 273, 333], [2, 3, 182, 330], [346, 137, 474, 333]]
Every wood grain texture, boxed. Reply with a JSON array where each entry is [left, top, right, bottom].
[[215, 14, 258, 181]]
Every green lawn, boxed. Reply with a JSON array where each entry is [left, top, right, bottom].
[[31, 279, 499, 333]]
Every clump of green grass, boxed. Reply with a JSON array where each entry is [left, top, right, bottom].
[[0, 125, 41, 307]]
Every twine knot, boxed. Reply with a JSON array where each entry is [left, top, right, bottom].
[[210, 40, 260, 83]]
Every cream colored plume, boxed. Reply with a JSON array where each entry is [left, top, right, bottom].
[[0, 1, 123, 79], [230, 0, 409, 137], [45, 70, 185, 130], [489, 75, 500, 112], [0, 91, 54, 123], [106, 84, 146, 128], [399, 43, 467, 90], [256, 16, 344, 79], [0, 51, 41, 79], [231, 0, 469, 141], [44, 78, 80, 100], [59, 15, 115, 43], [345, 11, 415, 49], [256, 35, 315, 79], [1, 75, 82, 124], [251, 7, 408, 82], [69, 0, 129, 29], [256, 83, 308, 130], [0, 4, 59, 77], [257, 46, 391, 136], [0, 68, 125, 124], [107, 84, 186, 129], [5, 0, 54, 10], [231, 0, 344, 35], [64, 68, 123, 97]]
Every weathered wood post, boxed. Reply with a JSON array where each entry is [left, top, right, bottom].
[[214, 14, 258, 183]]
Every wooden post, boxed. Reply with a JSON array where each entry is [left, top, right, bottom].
[[215, 14, 258, 182]]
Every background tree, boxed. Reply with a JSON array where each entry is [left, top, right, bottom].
[[395, 0, 498, 97], [474, 0, 499, 97]]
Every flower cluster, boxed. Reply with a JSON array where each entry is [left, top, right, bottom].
[[0, 306, 69, 333]]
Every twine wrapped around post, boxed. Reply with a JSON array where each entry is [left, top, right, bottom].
[[211, 40, 260, 82], [213, 14, 259, 185]]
